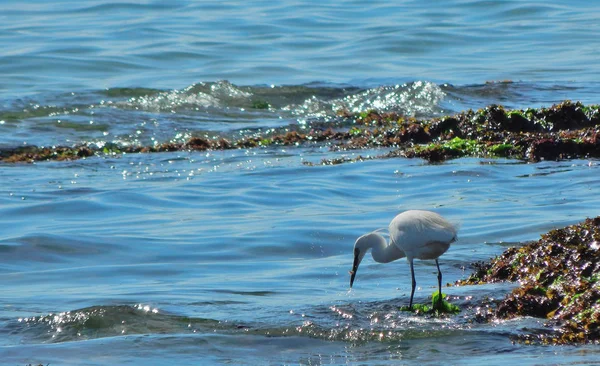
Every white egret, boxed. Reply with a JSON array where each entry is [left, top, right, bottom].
[[349, 210, 457, 309]]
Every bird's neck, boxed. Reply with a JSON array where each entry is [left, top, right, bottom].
[[371, 238, 405, 263]]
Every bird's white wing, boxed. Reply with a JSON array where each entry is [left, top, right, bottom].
[[389, 210, 457, 253]]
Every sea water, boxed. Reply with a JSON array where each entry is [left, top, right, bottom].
[[2, 1, 600, 365]]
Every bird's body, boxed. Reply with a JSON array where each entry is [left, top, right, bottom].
[[350, 210, 457, 309]]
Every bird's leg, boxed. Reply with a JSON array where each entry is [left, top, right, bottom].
[[409, 258, 416, 310], [435, 259, 442, 309]]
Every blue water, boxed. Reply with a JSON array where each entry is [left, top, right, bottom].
[[4, 0, 600, 95], [2, 1, 600, 365]]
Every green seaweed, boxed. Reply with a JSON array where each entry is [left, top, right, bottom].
[[251, 100, 270, 110], [399, 292, 460, 315], [359, 110, 376, 119], [415, 137, 482, 158], [524, 107, 537, 121], [508, 110, 525, 119], [431, 291, 461, 314], [349, 126, 362, 136], [442, 137, 481, 154], [102, 142, 122, 155], [488, 143, 515, 156], [259, 138, 272, 146]]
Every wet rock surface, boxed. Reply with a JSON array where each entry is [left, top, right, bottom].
[[457, 216, 600, 344], [1, 100, 599, 164]]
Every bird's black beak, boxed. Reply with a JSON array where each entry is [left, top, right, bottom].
[[349, 248, 360, 288]]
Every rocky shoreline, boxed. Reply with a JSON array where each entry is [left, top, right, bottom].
[[457, 216, 600, 345], [1, 100, 599, 164]]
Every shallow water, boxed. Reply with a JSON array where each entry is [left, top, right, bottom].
[[2, 152, 600, 364], [2, 0, 600, 364]]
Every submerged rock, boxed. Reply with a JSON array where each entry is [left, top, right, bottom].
[[458, 216, 600, 344]]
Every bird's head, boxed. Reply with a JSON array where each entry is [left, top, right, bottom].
[[349, 234, 371, 288]]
